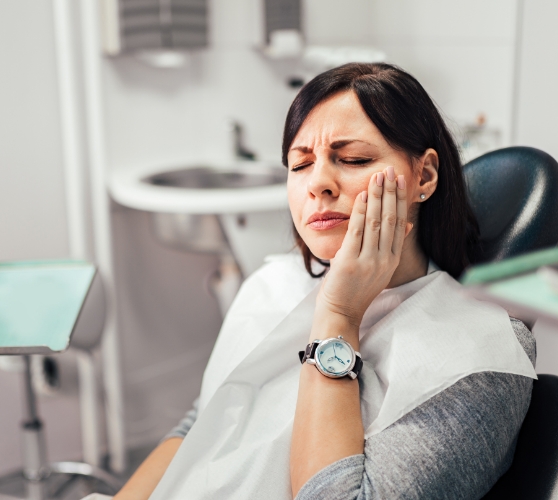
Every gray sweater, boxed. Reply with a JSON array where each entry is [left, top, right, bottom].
[[165, 319, 535, 499]]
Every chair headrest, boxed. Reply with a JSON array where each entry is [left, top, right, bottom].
[[464, 146, 558, 264]]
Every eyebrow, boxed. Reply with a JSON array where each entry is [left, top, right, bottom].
[[289, 145, 312, 154], [289, 139, 373, 153], [330, 139, 372, 149]]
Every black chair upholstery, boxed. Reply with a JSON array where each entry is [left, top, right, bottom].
[[482, 375, 558, 500], [463, 146, 558, 264]]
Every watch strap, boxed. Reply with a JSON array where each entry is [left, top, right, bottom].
[[352, 354, 363, 378], [298, 341, 319, 364]]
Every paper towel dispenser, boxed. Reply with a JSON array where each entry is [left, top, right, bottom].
[[261, 0, 304, 59], [264, 0, 302, 44], [101, 0, 208, 56]]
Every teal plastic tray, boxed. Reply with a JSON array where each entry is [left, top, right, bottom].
[[0, 260, 95, 354]]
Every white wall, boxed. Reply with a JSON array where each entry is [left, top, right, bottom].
[[0, 0, 82, 474], [515, 0, 558, 161], [368, 0, 518, 146], [0, 1, 69, 260]]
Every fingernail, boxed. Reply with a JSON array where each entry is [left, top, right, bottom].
[[397, 175, 405, 189], [376, 172, 384, 186], [361, 191, 368, 202], [387, 166, 395, 181]]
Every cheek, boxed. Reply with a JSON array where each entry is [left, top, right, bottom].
[[340, 171, 373, 202], [287, 180, 305, 228], [402, 170, 419, 209]]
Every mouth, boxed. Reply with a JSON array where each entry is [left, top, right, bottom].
[[306, 211, 350, 230]]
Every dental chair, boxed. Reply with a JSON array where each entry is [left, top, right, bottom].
[[462, 147, 558, 499]]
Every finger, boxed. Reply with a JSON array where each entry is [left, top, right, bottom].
[[378, 166, 398, 254], [391, 175, 408, 255], [337, 189, 368, 259], [360, 172, 383, 258]]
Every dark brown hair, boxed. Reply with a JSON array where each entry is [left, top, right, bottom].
[[282, 62, 478, 279]]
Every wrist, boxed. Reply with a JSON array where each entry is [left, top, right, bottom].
[[311, 308, 360, 350]]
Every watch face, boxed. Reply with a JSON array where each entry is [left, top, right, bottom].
[[315, 338, 355, 378]]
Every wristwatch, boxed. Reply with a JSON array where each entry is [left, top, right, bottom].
[[299, 336, 363, 380]]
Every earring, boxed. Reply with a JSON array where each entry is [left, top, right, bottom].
[[420, 194, 426, 200]]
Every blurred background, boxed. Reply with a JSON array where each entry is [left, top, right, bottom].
[[1, 0, 557, 484]]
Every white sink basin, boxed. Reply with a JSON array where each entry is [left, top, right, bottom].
[[108, 162, 289, 214], [108, 162, 294, 279]]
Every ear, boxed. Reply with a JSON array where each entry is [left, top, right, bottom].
[[415, 148, 438, 202]]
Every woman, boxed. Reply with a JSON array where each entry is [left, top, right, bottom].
[[113, 63, 536, 500]]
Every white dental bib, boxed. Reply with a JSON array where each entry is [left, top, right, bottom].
[[150, 254, 537, 500]]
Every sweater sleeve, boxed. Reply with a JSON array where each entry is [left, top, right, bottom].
[[162, 398, 199, 441], [296, 319, 536, 500]]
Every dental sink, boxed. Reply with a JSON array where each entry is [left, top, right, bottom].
[[109, 161, 289, 215], [145, 164, 287, 190], [108, 162, 293, 284]]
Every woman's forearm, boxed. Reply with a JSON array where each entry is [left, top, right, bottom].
[[114, 437, 182, 500], [290, 312, 364, 497]]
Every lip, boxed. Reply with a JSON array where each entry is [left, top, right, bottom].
[[306, 211, 350, 230]]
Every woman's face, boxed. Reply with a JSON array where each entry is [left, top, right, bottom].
[[287, 90, 424, 261]]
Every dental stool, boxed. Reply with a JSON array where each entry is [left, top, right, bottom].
[[0, 261, 121, 500], [462, 147, 558, 499]]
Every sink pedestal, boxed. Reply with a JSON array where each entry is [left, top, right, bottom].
[[209, 253, 243, 316], [148, 209, 293, 316]]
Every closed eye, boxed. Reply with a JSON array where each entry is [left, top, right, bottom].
[[290, 162, 313, 172], [339, 158, 373, 165]]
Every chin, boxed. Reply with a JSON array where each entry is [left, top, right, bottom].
[[305, 236, 343, 261]]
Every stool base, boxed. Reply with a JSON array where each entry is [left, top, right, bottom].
[[0, 461, 120, 500]]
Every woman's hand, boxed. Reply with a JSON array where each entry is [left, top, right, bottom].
[[316, 166, 411, 331]]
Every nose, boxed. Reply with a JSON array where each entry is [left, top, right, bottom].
[[307, 159, 339, 200]]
